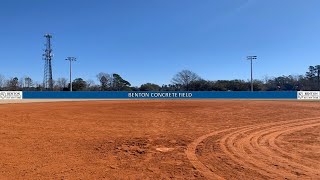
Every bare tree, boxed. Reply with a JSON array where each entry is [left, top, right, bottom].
[[24, 77, 33, 88], [33, 81, 43, 91], [86, 79, 95, 87], [171, 70, 201, 91], [97, 72, 112, 90], [0, 74, 5, 89], [56, 78, 68, 89], [86, 79, 100, 91], [19, 77, 25, 89], [6, 77, 19, 91]]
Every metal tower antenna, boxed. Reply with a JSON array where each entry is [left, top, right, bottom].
[[43, 34, 53, 90]]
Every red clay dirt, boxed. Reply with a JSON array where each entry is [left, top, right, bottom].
[[0, 100, 319, 179]]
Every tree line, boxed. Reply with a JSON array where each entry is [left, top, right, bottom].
[[0, 65, 319, 91]]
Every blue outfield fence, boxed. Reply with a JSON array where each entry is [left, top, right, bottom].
[[22, 91, 298, 99]]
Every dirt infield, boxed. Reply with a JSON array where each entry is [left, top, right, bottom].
[[0, 100, 319, 179]]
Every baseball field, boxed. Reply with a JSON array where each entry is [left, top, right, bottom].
[[0, 100, 319, 179]]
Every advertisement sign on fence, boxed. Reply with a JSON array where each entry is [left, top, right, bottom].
[[297, 91, 320, 100], [0, 91, 23, 100]]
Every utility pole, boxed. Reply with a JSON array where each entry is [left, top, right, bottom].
[[247, 56, 257, 92], [65, 57, 77, 91]]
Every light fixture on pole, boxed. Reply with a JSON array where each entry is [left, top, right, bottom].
[[247, 55, 257, 92], [65, 57, 77, 91]]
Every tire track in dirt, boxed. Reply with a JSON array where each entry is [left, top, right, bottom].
[[186, 117, 320, 179], [186, 129, 232, 180], [225, 119, 320, 178], [257, 120, 320, 170]]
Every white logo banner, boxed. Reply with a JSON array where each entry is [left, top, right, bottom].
[[297, 91, 320, 100], [0, 91, 23, 100]]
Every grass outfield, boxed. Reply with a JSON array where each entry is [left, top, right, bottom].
[[0, 100, 319, 179]]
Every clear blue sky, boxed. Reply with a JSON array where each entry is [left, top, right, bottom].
[[0, 0, 319, 86]]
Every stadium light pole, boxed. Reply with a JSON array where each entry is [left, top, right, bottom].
[[247, 56, 257, 92], [65, 57, 77, 92]]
